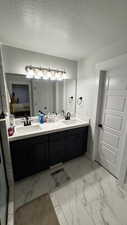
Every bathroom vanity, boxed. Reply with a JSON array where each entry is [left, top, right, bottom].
[[9, 119, 89, 181], [5, 71, 89, 182]]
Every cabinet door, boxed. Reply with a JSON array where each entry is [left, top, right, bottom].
[[10, 140, 29, 181], [28, 135, 49, 175], [10, 135, 49, 181], [49, 132, 64, 166], [64, 127, 88, 161]]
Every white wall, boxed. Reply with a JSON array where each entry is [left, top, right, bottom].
[[2, 45, 77, 79], [77, 39, 127, 159], [0, 46, 9, 115]]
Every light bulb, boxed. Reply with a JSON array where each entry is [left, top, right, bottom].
[[43, 70, 49, 80], [34, 69, 41, 79], [47, 71, 52, 79], [26, 68, 34, 79], [50, 71, 56, 80], [56, 72, 63, 81], [38, 70, 43, 79], [35, 69, 43, 79]]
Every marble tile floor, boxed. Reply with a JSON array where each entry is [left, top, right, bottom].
[[15, 156, 127, 225]]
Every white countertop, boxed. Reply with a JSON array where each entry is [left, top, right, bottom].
[[9, 118, 89, 142]]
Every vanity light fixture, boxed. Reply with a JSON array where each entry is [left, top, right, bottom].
[[25, 65, 67, 81]]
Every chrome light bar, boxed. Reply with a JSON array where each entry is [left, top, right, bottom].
[[25, 65, 67, 81]]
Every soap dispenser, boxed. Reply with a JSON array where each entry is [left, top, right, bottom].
[[8, 114, 15, 136], [38, 111, 45, 124]]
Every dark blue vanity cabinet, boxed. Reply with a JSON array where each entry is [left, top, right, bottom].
[[64, 127, 87, 161], [10, 126, 88, 181], [10, 135, 49, 181], [49, 127, 88, 166], [49, 132, 65, 166]]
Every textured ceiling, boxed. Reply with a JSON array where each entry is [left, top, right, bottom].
[[0, 0, 127, 60]]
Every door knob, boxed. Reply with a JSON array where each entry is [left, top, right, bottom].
[[98, 124, 103, 128]]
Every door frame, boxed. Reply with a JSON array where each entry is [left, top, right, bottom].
[[93, 54, 127, 184], [93, 71, 107, 162]]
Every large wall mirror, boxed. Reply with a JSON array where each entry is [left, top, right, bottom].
[[5, 73, 77, 118]]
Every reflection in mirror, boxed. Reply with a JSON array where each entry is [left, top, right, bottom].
[[6, 73, 76, 118], [10, 84, 30, 117]]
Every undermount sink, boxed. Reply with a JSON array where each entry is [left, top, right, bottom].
[[62, 119, 80, 125], [16, 124, 42, 134]]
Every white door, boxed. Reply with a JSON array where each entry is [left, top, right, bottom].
[[97, 69, 127, 178]]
